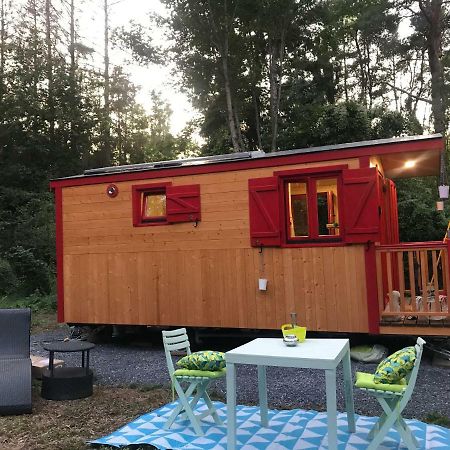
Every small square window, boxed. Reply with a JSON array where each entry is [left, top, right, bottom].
[[142, 192, 166, 222], [132, 182, 170, 227]]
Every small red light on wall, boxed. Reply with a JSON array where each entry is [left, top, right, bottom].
[[106, 184, 119, 198]]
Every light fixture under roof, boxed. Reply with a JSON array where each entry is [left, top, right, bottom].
[[404, 160, 416, 169]]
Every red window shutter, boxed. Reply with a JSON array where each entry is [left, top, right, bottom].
[[342, 168, 380, 243], [166, 184, 201, 223], [248, 177, 281, 247]]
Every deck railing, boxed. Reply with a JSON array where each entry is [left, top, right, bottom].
[[375, 242, 450, 322]]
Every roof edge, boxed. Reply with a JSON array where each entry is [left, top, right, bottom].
[[50, 133, 443, 187]]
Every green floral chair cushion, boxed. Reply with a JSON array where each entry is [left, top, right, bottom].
[[374, 346, 416, 384], [176, 350, 226, 371], [355, 371, 407, 393], [173, 368, 226, 378]]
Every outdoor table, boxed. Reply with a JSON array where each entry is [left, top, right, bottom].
[[226, 338, 355, 450], [41, 340, 95, 400]]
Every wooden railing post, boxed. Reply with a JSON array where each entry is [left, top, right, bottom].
[[446, 240, 450, 298], [376, 241, 450, 322], [365, 242, 380, 334]]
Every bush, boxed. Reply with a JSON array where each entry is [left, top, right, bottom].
[[0, 293, 56, 312], [0, 258, 19, 294], [7, 246, 54, 295]]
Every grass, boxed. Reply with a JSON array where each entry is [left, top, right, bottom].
[[423, 411, 450, 428], [0, 382, 171, 450], [0, 294, 62, 334]]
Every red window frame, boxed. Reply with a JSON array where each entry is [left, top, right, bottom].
[[279, 169, 344, 244], [132, 182, 171, 227]]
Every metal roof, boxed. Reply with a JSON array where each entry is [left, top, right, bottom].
[[54, 134, 442, 181]]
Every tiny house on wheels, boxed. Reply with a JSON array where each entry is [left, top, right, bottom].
[[50, 134, 450, 336]]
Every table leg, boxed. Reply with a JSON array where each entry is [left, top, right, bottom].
[[257, 365, 268, 427], [325, 368, 338, 450], [226, 362, 236, 450], [342, 348, 356, 433], [86, 350, 90, 375], [82, 350, 85, 368]]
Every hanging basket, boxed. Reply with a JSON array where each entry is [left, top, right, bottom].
[[439, 185, 449, 199]]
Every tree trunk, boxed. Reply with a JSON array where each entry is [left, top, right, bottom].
[[207, 0, 242, 152], [419, 0, 446, 183], [253, 88, 262, 150], [0, 0, 5, 102], [103, 0, 111, 164], [221, 51, 241, 153], [268, 31, 285, 153], [69, 0, 76, 155], [354, 32, 367, 107], [32, 0, 38, 98], [45, 0, 55, 142]]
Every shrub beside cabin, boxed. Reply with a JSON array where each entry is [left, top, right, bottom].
[[50, 134, 450, 336]]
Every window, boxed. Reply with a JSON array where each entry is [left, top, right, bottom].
[[132, 182, 170, 227], [132, 182, 201, 227], [249, 166, 380, 247], [286, 176, 340, 242], [142, 191, 166, 222]]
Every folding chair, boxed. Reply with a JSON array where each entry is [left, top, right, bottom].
[[162, 328, 225, 435], [355, 337, 426, 450]]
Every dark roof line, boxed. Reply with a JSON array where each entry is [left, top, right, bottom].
[[55, 134, 442, 181]]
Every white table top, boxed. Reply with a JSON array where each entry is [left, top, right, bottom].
[[226, 338, 349, 370]]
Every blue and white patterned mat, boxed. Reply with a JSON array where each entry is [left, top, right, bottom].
[[90, 399, 450, 449]]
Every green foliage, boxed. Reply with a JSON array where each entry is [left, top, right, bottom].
[[396, 178, 448, 242], [0, 2, 199, 296], [0, 293, 56, 313], [0, 259, 19, 295], [112, 21, 164, 65], [423, 412, 450, 428]]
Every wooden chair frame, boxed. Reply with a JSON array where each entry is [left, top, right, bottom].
[[358, 337, 426, 450], [162, 328, 223, 436]]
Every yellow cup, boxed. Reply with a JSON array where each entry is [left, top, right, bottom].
[[281, 324, 306, 342]]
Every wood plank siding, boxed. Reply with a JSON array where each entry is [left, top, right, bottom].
[[61, 158, 369, 332]]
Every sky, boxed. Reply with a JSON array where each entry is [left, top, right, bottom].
[[76, 0, 195, 134]]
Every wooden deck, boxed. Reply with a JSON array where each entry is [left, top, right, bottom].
[[376, 241, 450, 334]]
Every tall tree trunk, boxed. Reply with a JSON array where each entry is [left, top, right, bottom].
[[268, 31, 285, 153], [69, 0, 76, 156], [207, 0, 242, 152], [253, 88, 262, 150], [343, 39, 349, 103], [221, 51, 241, 153], [0, 0, 5, 102], [353, 32, 367, 107], [45, 0, 54, 142], [31, 0, 38, 98], [365, 42, 374, 109], [103, 0, 111, 164], [419, 0, 446, 183]]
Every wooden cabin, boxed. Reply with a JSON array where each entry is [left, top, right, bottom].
[[50, 134, 450, 336]]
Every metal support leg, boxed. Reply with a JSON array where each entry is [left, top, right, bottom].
[[342, 348, 356, 432], [325, 368, 338, 450], [257, 365, 268, 427], [227, 362, 236, 450]]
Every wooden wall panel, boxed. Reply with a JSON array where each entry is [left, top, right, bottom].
[[62, 157, 369, 332]]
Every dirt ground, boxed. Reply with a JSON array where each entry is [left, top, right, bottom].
[[0, 382, 170, 450]]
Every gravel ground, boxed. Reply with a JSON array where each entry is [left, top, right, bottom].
[[31, 328, 450, 421]]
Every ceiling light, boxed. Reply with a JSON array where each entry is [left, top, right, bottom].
[[404, 160, 416, 169]]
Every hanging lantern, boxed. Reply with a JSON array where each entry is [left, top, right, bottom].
[[439, 185, 449, 199]]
